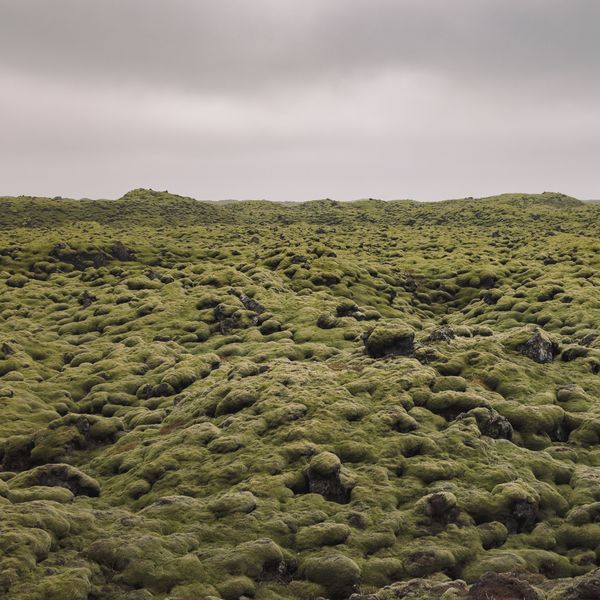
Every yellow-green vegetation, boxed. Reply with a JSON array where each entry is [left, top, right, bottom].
[[1, 188, 600, 599]]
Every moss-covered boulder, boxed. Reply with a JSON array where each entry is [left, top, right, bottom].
[[363, 323, 415, 358], [515, 328, 560, 363], [9, 463, 100, 497], [300, 553, 361, 598]]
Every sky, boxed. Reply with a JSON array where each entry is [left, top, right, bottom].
[[1, 0, 599, 201]]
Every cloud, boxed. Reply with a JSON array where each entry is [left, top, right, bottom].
[[2, 1, 599, 91], [0, 1, 599, 199]]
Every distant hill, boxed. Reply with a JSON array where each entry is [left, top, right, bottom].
[[0, 189, 591, 231]]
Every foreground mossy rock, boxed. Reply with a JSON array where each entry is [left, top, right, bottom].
[[306, 451, 354, 503], [515, 328, 560, 363], [457, 407, 513, 440], [468, 572, 543, 600], [373, 578, 469, 599], [296, 522, 351, 550], [8, 485, 74, 503], [221, 538, 287, 579], [363, 323, 415, 358], [9, 463, 100, 497], [300, 553, 361, 598], [560, 567, 600, 599], [208, 491, 257, 516], [427, 325, 456, 343], [415, 491, 459, 520]]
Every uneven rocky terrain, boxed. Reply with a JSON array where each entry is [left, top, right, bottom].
[[1, 189, 600, 600]]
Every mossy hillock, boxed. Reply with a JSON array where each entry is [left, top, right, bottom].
[[0, 190, 600, 598]]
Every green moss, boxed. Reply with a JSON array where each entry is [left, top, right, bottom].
[[300, 553, 361, 598], [308, 451, 341, 477], [208, 491, 257, 517], [1, 192, 600, 598], [403, 546, 456, 577], [8, 486, 74, 503], [295, 522, 351, 550], [217, 576, 256, 600], [363, 323, 415, 358], [215, 388, 258, 416]]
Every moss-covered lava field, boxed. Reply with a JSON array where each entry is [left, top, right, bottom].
[[1, 189, 600, 600]]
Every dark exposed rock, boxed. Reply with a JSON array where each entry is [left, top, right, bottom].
[[468, 572, 542, 600], [550, 420, 571, 443], [402, 278, 418, 293], [237, 292, 265, 313], [414, 347, 443, 364], [79, 290, 97, 307], [427, 325, 455, 342], [259, 319, 282, 335], [145, 269, 160, 280], [312, 272, 341, 286], [381, 578, 468, 599], [49, 241, 135, 270], [257, 557, 296, 584], [507, 499, 538, 534], [110, 241, 136, 261], [289, 254, 308, 264], [482, 291, 500, 305], [307, 469, 351, 504], [219, 317, 240, 334], [579, 333, 598, 347], [136, 383, 154, 400], [347, 512, 367, 529], [1, 342, 14, 358], [479, 273, 497, 289], [336, 301, 360, 317], [561, 345, 589, 362], [2, 435, 35, 471], [151, 382, 176, 397], [422, 492, 458, 520], [563, 567, 600, 599], [317, 313, 338, 329], [416, 492, 461, 533], [306, 452, 353, 504], [74, 416, 90, 436], [457, 407, 513, 440], [517, 329, 560, 363], [49, 242, 109, 270]]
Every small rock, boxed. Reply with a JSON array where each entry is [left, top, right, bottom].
[[563, 567, 600, 599], [468, 572, 542, 600], [427, 325, 456, 342], [307, 452, 352, 504], [110, 241, 136, 261], [517, 329, 559, 363]]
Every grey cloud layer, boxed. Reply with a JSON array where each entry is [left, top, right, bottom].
[[3, 0, 599, 90], [1, 0, 599, 200]]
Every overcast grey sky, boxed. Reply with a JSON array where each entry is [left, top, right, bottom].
[[1, 1, 599, 201]]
